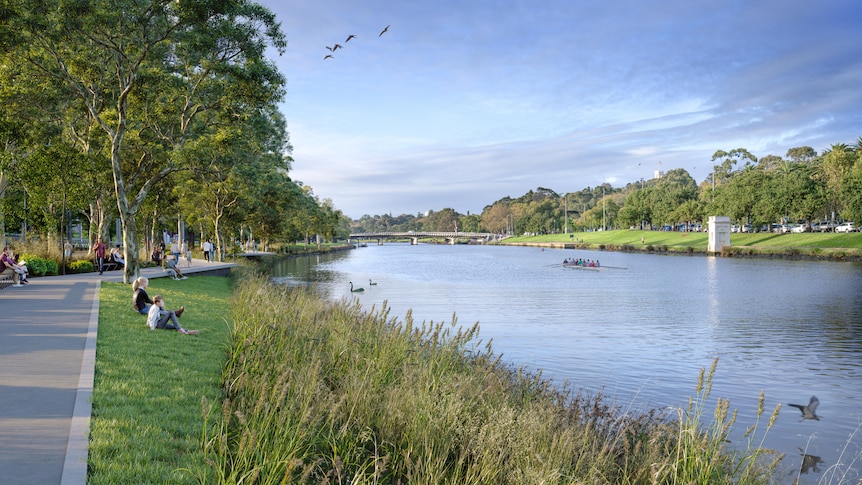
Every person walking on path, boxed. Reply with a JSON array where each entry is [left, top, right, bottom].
[[202, 239, 212, 262], [171, 239, 180, 264], [93, 237, 107, 275]]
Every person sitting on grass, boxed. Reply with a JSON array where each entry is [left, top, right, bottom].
[[146, 295, 196, 334], [132, 276, 155, 314], [163, 258, 187, 280]]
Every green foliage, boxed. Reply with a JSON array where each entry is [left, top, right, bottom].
[[19, 254, 50, 276], [199, 276, 781, 484], [69, 259, 95, 273]]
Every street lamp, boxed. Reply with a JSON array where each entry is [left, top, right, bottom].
[[563, 193, 568, 234], [507, 213, 514, 236], [602, 186, 606, 231]]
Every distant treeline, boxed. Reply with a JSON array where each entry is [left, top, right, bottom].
[[351, 143, 862, 235]]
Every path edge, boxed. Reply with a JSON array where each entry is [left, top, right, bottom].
[[60, 280, 100, 485]]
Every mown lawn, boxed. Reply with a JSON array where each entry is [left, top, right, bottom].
[[88, 276, 233, 484], [503, 229, 862, 253]]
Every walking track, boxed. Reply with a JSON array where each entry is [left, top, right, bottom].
[[0, 259, 235, 485]]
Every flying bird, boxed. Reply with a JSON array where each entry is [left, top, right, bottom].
[[332, 43, 343, 51], [325, 45, 334, 51], [788, 396, 820, 420], [345, 34, 356, 42], [379, 25, 389, 37], [324, 54, 333, 60]]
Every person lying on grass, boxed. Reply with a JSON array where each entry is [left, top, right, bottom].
[[147, 294, 198, 334]]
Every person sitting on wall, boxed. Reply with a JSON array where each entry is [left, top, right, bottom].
[[163, 258, 188, 280]]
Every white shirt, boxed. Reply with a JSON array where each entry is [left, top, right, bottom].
[[146, 304, 161, 330]]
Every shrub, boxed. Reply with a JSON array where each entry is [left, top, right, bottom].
[[69, 260, 95, 273], [20, 254, 50, 276]]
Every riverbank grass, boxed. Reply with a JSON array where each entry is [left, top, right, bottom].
[[202, 276, 782, 484], [503, 230, 862, 258], [88, 276, 232, 484]]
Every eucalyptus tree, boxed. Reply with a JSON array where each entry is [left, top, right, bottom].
[[174, 103, 290, 260], [710, 148, 757, 191], [816, 143, 854, 221], [2, 0, 286, 282], [764, 163, 824, 223], [757, 154, 784, 171], [786, 146, 817, 164], [708, 164, 767, 226], [423, 207, 460, 232], [616, 188, 652, 229], [840, 157, 862, 223], [16, 143, 90, 250], [458, 213, 482, 233], [645, 168, 698, 225], [480, 201, 510, 234]]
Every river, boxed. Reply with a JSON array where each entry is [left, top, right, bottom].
[[268, 243, 862, 484]]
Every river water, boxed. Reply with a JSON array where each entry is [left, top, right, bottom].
[[269, 243, 862, 483]]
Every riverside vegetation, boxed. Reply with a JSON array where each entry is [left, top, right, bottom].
[[91, 273, 787, 484]]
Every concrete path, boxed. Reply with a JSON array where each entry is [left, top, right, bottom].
[[0, 259, 235, 485]]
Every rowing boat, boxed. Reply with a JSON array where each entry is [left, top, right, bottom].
[[562, 263, 606, 271]]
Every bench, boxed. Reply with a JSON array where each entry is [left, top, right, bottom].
[[0, 274, 15, 290], [96, 259, 123, 272]]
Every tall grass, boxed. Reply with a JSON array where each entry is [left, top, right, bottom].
[[200, 275, 782, 484]]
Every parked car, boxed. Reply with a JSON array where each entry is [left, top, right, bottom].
[[731, 224, 740, 233], [791, 224, 810, 233], [835, 222, 856, 233], [813, 221, 836, 232], [771, 223, 790, 233], [741, 224, 754, 233]]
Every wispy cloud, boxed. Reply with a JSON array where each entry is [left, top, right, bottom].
[[265, 0, 862, 218]]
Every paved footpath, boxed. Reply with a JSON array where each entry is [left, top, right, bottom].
[[0, 259, 234, 485]]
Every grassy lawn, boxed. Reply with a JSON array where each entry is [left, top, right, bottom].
[[501, 229, 862, 255], [88, 276, 233, 484]]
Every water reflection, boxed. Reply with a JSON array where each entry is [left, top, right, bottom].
[[267, 244, 862, 484]]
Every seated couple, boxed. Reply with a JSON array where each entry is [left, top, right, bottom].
[[109, 245, 125, 265], [132, 276, 197, 334]]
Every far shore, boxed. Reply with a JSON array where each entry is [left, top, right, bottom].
[[494, 229, 862, 262]]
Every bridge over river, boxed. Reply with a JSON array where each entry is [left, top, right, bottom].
[[349, 231, 500, 245]]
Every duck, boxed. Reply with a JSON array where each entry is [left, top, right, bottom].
[[349, 281, 364, 292], [369, 279, 377, 286]]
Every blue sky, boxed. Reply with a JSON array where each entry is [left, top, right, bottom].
[[258, 0, 862, 219]]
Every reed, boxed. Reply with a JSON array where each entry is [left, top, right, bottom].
[[200, 275, 782, 484]]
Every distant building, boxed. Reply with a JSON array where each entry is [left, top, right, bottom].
[[654, 170, 664, 179]]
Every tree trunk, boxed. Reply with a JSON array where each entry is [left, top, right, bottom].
[[213, 216, 223, 263], [120, 211, 139, 284]]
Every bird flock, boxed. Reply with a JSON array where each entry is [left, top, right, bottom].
[[324, 25, 389, 60]]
